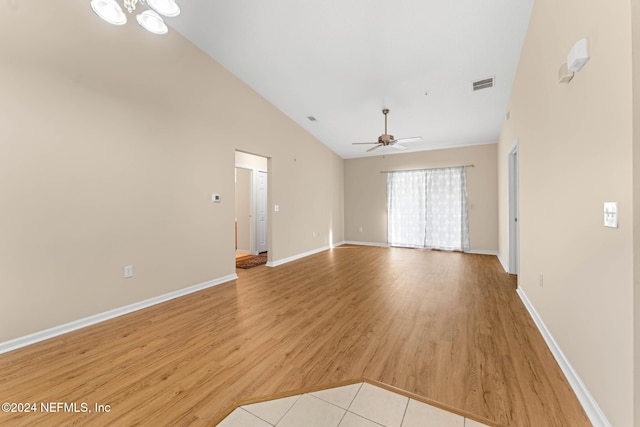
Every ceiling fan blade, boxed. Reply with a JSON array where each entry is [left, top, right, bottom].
[[394, 136, 423, 144], [352, 142, 379, 145], [367, 144, 382, 152], [391, 143, 407, 150]]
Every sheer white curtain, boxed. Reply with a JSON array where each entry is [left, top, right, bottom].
[[387, 170, 427, 248], [387, 167, 470, 251]]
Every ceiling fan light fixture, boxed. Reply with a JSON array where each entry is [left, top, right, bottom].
[[91, 0, 127, 26], [352, 109, 423, 153], [137, 9, 168, 34], [146, 0, 181, 17]]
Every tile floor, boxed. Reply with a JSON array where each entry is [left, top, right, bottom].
[[217, 382, 490, 427]]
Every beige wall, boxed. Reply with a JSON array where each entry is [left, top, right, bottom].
[[0, 1, 343, 342], [236, 151, 268, 172], [344, 144, 498, 252], [497, 0, 634, 424], [633, 0, 640, 424]]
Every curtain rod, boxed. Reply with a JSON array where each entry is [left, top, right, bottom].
[[380, 164, 475, 173]]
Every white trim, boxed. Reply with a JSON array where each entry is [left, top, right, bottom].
[[517, 288, 611, 427], [465, 249, 499, 256], [343, 241, 390, 247], [266, 245, 332, 267], [264, 241, 367, 268], [497, 253, 509, 273], [344, 242, 499, 256], [0, 274, 238, 355]]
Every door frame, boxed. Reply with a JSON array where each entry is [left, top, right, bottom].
[[508, 139, 520, 275], [235, 151, 270, 257], [255, 170, 268, 254]]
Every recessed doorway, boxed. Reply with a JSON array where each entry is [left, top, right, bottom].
[[235, 151, 269, 259]]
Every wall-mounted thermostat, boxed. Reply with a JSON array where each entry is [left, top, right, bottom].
[[604, 202, 618, 228], [212, 194, 221, 203]]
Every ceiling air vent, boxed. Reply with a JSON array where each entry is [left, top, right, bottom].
[[472, 77, 495, 91]]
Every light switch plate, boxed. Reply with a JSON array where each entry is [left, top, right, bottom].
[[604, 202, 618, 228], [274, 204, 280, 212], [124, 265, 133, 278], [212, 194, 221, 203]]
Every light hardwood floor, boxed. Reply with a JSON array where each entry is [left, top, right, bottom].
[[0, 245, 589, 426]]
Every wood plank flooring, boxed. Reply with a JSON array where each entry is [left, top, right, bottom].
[[0, 245, 589, 426]]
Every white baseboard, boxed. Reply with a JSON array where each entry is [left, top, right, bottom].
[[0, 274, 238, 355], [497, 253, 509, 273], [263, 241, 372, 268], [343, 241, 390, 247], [517, 288, 611, 427], [266, 245, 333, 267], [465, 249, 499, 256], [344, 243, 499, 256]]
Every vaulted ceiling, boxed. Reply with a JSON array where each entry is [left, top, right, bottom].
[[170, 0, 534, 159]]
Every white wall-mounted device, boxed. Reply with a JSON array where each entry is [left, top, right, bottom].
[[124, 265, 134, 278], [604, 202, 618, 228], [567, 38, 589, 72], [212, 194, 221, 203]]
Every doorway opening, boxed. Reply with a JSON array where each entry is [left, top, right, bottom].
[[508, 139, 519, 276], [235, 151, 269, 259]]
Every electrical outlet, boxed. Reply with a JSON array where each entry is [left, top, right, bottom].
[[359, 226, 363, 233], [538, 273, 543, 288], [124, 265, 133, 278], [312, 231, 316, 238]]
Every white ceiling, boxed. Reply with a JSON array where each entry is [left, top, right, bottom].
[[170, 0, 534, 159]]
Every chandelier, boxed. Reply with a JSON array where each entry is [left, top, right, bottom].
[[90, 0, 181, 35]]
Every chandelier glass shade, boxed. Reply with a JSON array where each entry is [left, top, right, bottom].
[[90, 0, 127, 26], [146, 0, 180, 17], [136, 10, 168, 34], [90, 0, 180, 34]]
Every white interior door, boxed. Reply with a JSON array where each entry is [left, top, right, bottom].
[[508, 141, 519, 275], [256, 171, 268, 253]]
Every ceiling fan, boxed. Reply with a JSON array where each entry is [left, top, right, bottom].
[[353, 109, 423, 152]]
